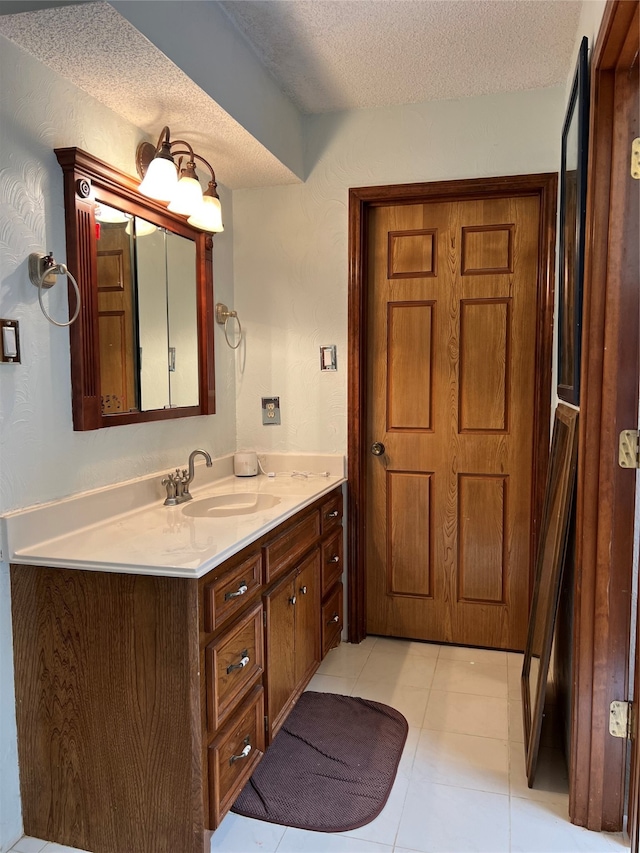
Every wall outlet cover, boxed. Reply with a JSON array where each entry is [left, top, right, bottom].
[[261, 396, 281, 425]]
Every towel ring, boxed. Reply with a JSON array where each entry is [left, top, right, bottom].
[[215, 302, 242, 350], [28, 252, 81, 327]]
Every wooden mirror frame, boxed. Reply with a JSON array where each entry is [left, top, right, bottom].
[[522, 403, 579, 785], [55, 147, 216, 430]]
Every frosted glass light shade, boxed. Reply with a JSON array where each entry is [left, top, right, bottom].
[[167, 176, 203, 216], [187, 195, 224, 233], [138, 156, 178, 202]]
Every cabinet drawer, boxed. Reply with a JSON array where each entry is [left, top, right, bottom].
[[202, 551, 262, 634], [208, 685, 265, 828], [320, 490, 343, 534], [321, 582, 343, 658], [205, 602, 264, 732], [321, 528, 343, 597], [263, 509, 320, 584]]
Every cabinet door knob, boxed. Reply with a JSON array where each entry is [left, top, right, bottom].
[[327, 613, 340, 624], [226, 651, 250, 674], [289, 595, 297, 605], [328, 555, 340, 563], [300, 585, 308, 594], [225, 582, 248, 601], [229, 739, 252, 765], [326, 509, 339, 519]]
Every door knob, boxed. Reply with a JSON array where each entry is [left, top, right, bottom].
[[371, 442, 385, 456]]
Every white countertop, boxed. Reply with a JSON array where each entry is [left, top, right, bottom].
[[2, 454, 345, 579]]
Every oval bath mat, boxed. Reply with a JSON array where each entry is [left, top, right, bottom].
[[231, 690, 408, 832]]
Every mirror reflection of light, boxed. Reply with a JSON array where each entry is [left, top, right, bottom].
[[95, 202, 129, 224], [128, 217, 157, 237]]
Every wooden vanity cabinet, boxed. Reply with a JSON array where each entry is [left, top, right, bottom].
[[10, 485, 343, 853]]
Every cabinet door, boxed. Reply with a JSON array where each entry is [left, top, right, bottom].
[[294, 549, 321, 689], [264, 571, 297, 738]]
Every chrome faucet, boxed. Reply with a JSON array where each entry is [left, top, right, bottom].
[[162, 449, 213, 506]]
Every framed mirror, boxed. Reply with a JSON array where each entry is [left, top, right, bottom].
[[55, 147, 215, 430], [557, 36, 589, 406], [521, 403, 579, 785]]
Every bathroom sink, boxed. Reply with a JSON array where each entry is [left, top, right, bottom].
[[182, 493, 280, 518]]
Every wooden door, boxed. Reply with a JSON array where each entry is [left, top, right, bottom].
[[365, 194, 542, 650], [96, 221, 136, 414], [294, 549, 321, 688], [264, 572, 296, 738]]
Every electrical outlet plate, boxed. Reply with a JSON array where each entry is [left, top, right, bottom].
[[262, 396, 281, 425]]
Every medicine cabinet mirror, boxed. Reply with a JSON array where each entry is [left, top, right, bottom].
[[55, 147, 215, 430]]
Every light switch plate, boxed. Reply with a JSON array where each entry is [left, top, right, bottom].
[[262, 396, 281, 425], [0, 319, 20, 363], [320, 345, 337, 371]]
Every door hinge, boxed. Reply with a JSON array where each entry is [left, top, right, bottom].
[[264, 715, 269, 733], [263, 611, 267, 627], [610, 700, 634, 739], [631, 138, 640, 180], [619, 430, 640, 468]]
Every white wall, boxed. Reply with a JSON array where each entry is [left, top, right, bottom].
[[0, 35, 236, 851], [233, 86, 567, 454]]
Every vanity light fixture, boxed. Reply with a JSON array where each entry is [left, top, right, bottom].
[[135, 126, 224, 233]]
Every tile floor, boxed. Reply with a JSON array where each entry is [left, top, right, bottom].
[[10, 637, 629, 853]]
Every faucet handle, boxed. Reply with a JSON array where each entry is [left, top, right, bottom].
[[162, 474, 179, 506], [181, 469, 189, 481]]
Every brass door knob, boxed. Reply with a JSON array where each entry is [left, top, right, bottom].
[[371, 442, 385, 456]]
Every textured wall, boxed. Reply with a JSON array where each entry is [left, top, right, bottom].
[[233, 86, 566, 454], [0, 35, 235, 851]]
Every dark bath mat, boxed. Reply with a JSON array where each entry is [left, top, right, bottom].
[[231, 691, 408, 832]]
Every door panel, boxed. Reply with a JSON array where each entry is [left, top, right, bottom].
[[365, 195, 540, 650], [459, 299, 509, 432], [388, 470, 433, 598], [96, 222, 136, 413], [388, 302, 434, 430], [264, 573, 296, 735]]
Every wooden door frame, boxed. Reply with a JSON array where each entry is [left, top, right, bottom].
[[569, 0, 639, 832], [347, 173, 558, 644]]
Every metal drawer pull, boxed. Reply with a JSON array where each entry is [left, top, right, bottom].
[[328, 555, 340, 563], [326, 510, 339, 519], [327, 613, 340, 624], [227, 651, 250, 674], [289, 595, 297, 605], [229, 738, 252, 765], [300, 585, 308, 594], [224, 582, 248, 601]]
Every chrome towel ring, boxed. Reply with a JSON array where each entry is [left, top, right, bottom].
[[28, 252, 81, 327], [215, 302, 242, 350]]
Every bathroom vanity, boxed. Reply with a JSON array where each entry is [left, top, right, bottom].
[[5, 459, 345, 853]]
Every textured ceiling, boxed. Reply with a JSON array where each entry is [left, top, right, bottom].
[[219, 0, 582, 114], [0, 1, 300, 189], [0, 0, 583, 188]]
